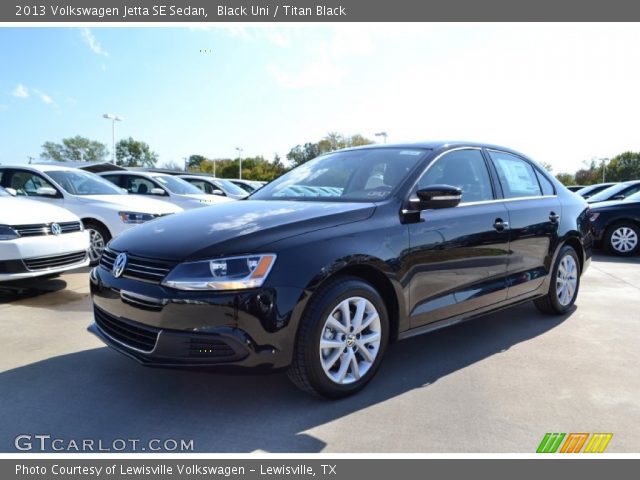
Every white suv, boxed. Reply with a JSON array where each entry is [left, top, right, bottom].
[[0, 165, 182, 264], [0, 186, 90, 282], [99, 171, 233, 210]]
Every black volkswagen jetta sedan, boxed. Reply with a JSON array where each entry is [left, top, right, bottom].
[[89, 142, 592, 398]]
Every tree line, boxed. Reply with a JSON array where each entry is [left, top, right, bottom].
[[554, 153, 640, 186], [38, 132, 374, 181]]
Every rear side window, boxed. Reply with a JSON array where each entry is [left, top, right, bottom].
[[489, 151, 542, 198], [535, 170, 555, 196]]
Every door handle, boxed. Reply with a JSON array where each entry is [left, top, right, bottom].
[[549, 212, 560, 223], [493, 218, 509, 231]]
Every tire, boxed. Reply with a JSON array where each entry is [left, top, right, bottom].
[[83, 221, 111, 266], [534, 245, 581, 315], [604, 221, 640, 256], [288, 276, 389, 399]]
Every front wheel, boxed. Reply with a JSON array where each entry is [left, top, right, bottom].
[[534, 245, 581, 315], [605, 222, 639, 256], [83, 221, 111, 266], [288, 277, 389, 398]]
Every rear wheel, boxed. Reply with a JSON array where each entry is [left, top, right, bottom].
[[288, 277, 389, 398], [534, 245, 581, 315], [83, 221, 111, 266], [604, 221, 639, 256]]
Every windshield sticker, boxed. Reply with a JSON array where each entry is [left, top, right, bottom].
[[399, 150, 422, 156]]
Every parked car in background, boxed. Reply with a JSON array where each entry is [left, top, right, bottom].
[[178, 175, 248, 200], [0, 165, 182, 264], [590, 191, 640, 256], [566, 185, 586, 192], [228, 179, 265, 193], [587, 180, 640, 204], [89, 142, 592, 398], [99, 171, 232, 210], [0, 186, 90, 282], [574, 182, 616, 199]]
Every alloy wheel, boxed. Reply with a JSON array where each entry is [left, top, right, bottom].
[[87, 229, 105, 263], [318, 296, 382, 385], [610, 226, 638, 253], [556, 254, 578, 306]]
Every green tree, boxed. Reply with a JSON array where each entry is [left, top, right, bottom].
[[555, 173, 574, 186], [115, 137, 158, 167], [286, 132, 374, 167], [606, 152, 640, 182], [187, 154, 207, 170], [41, 136, 109, 162]]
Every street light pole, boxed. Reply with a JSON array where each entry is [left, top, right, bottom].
[[235, 147, 243, 180], [103, 113, 123, 164], [375, 131, 388, 144], [602, 157, 609, 183]]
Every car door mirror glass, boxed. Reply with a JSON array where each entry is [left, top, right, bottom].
[[414, 184, 462, 209]]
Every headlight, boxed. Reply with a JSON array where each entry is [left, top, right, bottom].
[[162, 254, 277, 291], [590, 212, 600, 222], [119, 211, 157, 224], [0, 225, 19, 241]]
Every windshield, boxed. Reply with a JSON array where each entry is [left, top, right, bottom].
[[153, 175, 203, 195], [215, 179, 248, 196], [624, 191, 640, 202], [588, 182, 638, 202], [251, 148, 428, 202], [576, 184, 612, 196], [48, 170, 125, 195]]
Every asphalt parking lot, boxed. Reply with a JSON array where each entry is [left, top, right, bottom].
[[1, 254, 639, 453]]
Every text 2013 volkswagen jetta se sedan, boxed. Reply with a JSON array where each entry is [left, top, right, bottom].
[[89, 142, 592, 398]]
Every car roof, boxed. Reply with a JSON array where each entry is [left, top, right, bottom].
[[336, 141, 532, 158], [0, 164, 79, 173]]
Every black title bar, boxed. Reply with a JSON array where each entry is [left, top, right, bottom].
[[4, 0, 640, 22]]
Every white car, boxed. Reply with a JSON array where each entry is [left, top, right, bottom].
[[98, 171, 233, 210], [0, 165, 183, 264], [0, 186, 90, 282]]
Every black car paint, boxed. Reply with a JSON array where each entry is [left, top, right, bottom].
[[89, 142, 592, 370], [589, 197, 640, 244]]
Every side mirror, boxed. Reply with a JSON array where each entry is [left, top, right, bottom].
[[120, 188, 128, 194], [150, 188, 166, 196], [413, 184, 462, 210], [211, 189, 225, 196], [5, 187, 17, 196], [612, 194, 625, 200], [36, 187, 58, 197]]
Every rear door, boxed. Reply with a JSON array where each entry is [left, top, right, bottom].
[[486, 150, 561, 299]]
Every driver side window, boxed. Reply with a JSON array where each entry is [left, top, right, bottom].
[[10, 171, 57, 197], [417, 149, 494, 203]]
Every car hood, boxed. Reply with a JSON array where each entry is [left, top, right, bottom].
[[589, 199, 639, 210], [75, 195, 183, 213], [109, 200, 376, 261], [0, 196, 80, 224], [179, 194, 233, 205]]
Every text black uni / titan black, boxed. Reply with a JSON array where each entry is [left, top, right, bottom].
[[89, 141, 593, 398]]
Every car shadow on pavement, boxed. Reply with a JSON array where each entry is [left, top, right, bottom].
[[0, 302, 571, 453]]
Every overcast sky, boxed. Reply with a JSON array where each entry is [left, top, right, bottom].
[[1, 24, 640, 173]]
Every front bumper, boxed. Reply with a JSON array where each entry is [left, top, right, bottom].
[[89, 265, 306, 370], [0, 231, 90, 281]]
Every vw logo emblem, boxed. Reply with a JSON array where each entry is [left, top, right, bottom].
[[51, 223, 62, 236], [112, 252, 127, 278]]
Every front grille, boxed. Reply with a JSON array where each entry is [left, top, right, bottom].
[[13, 221, 82, 237], [100, 249, 176, 283], [189, 339, 236, 358], [23, 251, 87, 271], [94, 306, 159, 352]]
